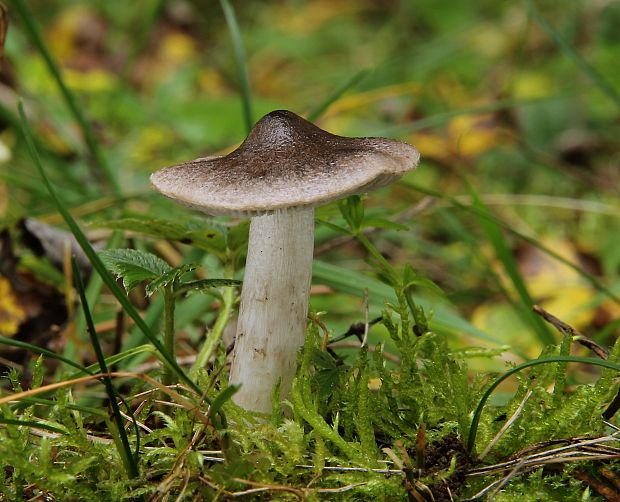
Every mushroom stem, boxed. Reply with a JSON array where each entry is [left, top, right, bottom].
[[229, 206, 315, 413]]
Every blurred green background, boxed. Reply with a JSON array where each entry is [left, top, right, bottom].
[[1, 0, 619, 364]]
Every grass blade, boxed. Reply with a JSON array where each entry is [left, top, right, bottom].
[[72, 257, 139, 478], [17, 100, 201, 397], [74, 345, 157, 378], [467, 355, 620, 452], [526, 0, 620, 108], [11, 396, 108, 418], [208, 384, 239, 426], [11, 0, 119, 193], [307, 69, 370, 122], [18, 100, 235, 460], [70, 231, 122, 359], [0, 335, 90, 375], [219, 0, 253, 132], [0, 418, 67, 434]]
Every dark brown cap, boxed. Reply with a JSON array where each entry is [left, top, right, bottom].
[[151, 110, 420, 216]]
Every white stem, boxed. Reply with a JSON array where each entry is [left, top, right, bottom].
[[229, 207, 315, 413]]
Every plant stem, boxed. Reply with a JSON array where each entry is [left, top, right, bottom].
[[190, 263, 236, 379], [162, 284, 176, 386], [355, 231, 398, 283]]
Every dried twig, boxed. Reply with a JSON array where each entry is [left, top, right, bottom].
[[573, 469, 620, 502], [532, 304, 609, 359]]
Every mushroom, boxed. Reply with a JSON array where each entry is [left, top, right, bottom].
[[151, 110, 419, 413]]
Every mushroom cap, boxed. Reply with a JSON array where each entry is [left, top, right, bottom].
[[151, 110, 420, 216]]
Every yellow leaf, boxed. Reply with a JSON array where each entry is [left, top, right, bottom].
[[448, 115, 502, 159], [128, 125, 177, 165], [46, 5, 94, 63], [511, 72, 556, 100], [198, 68, 229, 97], [411, 132, 451, 162], [411, 113, 504, 162], [273, 0, 361, 36], [64, 68, 117, 93], [157, 32, 197, 65], [324, 82, 421, 117], [539, 286, 595, 330], [0, 277, 26, 336], [467, 23, 512, 58]]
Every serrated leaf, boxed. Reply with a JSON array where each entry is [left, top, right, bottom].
[[315, 367, 346, 400], [145, 263, 197, 296], [312, 348, 338, 370], [94, 218, 228, 255], [99, 248, 171, 292]]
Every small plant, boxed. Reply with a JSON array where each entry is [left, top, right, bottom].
[[99, 248, 239, 384]]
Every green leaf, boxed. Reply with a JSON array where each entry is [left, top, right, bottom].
[[312, 349, 345, 401], [208, 385, 240, 426], [226, 220, 250, 253], [402, 264, 446, 299], [467, 185, 554, 345], [175, 278, 241, 297], [313, 260, 504, 346], [17, 101, 206, 402], [338, 195, 365, 232], [316, 218, 350, 235], [145, 263, 196, 296], [363, 218, 410, 232], [312, 348, 338, 370], [0, 335, 90, 375], [72, 257, 139, 478], [95, 218, 228, 255], [11, 0, 118, 193], [526, 0, 620, 109], [99, 248, 172, 292]]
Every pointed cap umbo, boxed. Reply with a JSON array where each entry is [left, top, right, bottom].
[[150, 110, 420, 216]]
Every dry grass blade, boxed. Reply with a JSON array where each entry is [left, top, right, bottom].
[[468, 431, 620, 485], [296, 464, 403, 475], [0, 371, 210, 425], [465, 432, 620, 500], [477, 390, 533, 461]]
